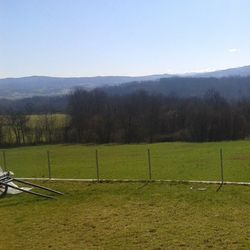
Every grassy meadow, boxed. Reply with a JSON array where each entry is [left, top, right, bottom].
[[1, 140, 250, 182], [1, 141, 250, 249], [27, 113, 68, 128], [1, 181, 250, 249]]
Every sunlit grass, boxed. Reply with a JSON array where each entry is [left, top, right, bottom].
[[1, 182, 250, 249], [1, 140, 250, 182]]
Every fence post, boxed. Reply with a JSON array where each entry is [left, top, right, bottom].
[[95, 149, 100, 182], [2, 151, 7, 171], [47, 150, 51, 179], [147, 149, 152, 180], [216, 148, 224, 192]]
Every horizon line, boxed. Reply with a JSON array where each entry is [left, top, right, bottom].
[[1, 64, 250, 80]]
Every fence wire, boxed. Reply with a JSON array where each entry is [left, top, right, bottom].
[[1, 142, 250, 182]]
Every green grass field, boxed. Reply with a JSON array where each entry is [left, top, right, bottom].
[[1, 182, 250, 249], [1, 140, 250, 182], [2, 141, 250, 249]]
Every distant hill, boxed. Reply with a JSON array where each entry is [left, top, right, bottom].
[[0, 74, 171, 99], [103, 76, 250, 99], [190, 65, 250, 78], [0, 65, 250, 99]]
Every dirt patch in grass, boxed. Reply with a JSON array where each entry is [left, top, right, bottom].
[[229, 155, 250, 161]]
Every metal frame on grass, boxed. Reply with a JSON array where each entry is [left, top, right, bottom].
[[0, 171, 63, 199]]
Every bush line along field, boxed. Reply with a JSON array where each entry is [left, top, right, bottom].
[[1, 140, 250, 182], [0, 113, 68, 145]]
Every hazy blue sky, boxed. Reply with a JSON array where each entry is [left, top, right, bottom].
[[1, 0, 250, 77]]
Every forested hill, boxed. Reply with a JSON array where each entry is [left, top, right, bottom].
[[1, 65, 250, 99], [102, 76, 250, 99], [1, 76, 250, 114], [0, 95, 68, 114]]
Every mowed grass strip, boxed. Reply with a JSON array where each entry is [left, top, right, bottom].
[[1, 140, 250, 181], [0, 182, 250, 249]]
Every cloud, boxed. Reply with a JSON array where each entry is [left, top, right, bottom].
[[228, 48, 240, 53]]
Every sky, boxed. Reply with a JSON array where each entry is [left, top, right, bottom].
[[1, 0, 250, 78]]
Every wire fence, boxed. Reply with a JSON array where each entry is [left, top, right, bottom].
[[1, 143, 250, 183]]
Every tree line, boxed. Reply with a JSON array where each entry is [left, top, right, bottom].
[[0, 88, 250, 146], [0, 113, 69, 146], [68, 88, 249, 143]]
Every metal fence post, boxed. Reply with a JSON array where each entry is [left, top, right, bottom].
[[95, 149, 100, 181], [47, 150, 51, 179], [2, 151, 7, 171], [216, 148, 224, 192], [147, 148, 152, 180]]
